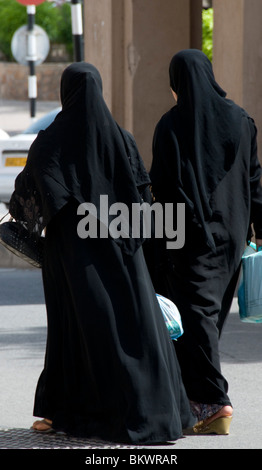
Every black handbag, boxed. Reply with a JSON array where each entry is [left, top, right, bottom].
[[0, 214, 45, 268]]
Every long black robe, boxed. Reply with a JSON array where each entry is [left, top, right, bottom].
[[149, 50, 262, 407], [9, 62, 194, 443], [32, 199, 194, 443]]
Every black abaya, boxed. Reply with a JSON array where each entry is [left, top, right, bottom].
[[33, 199, 194, 443], [9, 62, 194, 443], [149, 50, 262, 408]]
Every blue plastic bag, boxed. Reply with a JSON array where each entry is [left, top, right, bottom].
[[156, 293, 184, 339], [238, 242, 262, 323]]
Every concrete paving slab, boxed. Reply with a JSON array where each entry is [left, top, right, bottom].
[[0, 270, 261, 452]]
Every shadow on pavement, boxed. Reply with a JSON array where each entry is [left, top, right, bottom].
[[0, 268, 44, 306], [0, 326, 46, 358]]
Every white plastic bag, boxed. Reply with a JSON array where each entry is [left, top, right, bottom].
[[156, 293, 184, 339], [238, 242, 262, 323]]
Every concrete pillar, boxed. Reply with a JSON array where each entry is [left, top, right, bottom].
[[83, 0, 114, 109], [213, 0, 262, 160], [190, 0, 202, 50], [84, 0, 202, 168]]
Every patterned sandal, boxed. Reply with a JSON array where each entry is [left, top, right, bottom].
[[184, 402, 232, 435]]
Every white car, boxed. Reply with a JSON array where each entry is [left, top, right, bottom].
[[0, 108, 60, 205]]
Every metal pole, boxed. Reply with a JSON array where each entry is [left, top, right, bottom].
[[71, 0, 84, 62], [27, 5, 37, 118]]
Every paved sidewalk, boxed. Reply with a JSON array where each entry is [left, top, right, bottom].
[[0, 269, 262, 452]]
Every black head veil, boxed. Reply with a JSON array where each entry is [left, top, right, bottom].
[[9, 62, 150, 255], [150, 49, 245, 251]]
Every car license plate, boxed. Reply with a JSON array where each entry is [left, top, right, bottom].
[[5, 157, 27, 166]]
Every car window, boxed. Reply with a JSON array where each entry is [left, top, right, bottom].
[[22, 108, 61, 134]]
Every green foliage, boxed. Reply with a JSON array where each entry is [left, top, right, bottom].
[[202, 8, 213, 62], [0, 0, 72, 61]]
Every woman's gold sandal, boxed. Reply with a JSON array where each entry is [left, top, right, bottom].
[[184, 402, 233, 435], [184, 415, 232, 435], [191, 415, 232, 435]]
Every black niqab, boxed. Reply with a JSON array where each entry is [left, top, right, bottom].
[[150, 49, 245, 250], [9, 62, 150, 255]]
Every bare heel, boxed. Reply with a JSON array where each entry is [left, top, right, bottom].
[[31, 418, 54, 433]]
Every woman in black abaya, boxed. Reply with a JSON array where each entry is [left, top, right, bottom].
[[9, 62, 194, 444], [149, 49, 262, 434]]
